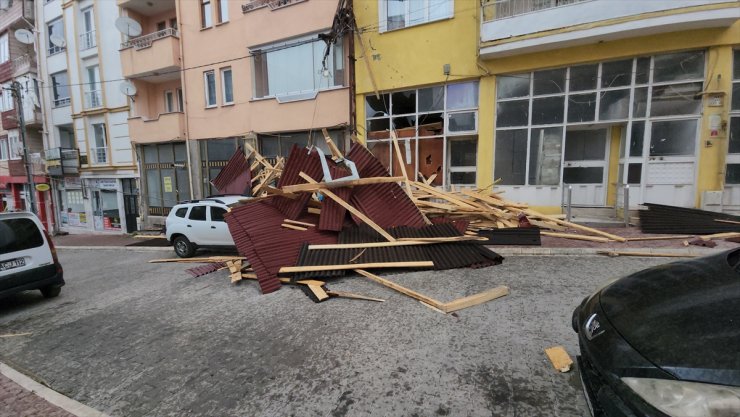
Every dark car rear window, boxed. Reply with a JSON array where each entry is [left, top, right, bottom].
[[175, 207, 188, 218], [0, 218, 44, 255], [189, 206, 207, 221]]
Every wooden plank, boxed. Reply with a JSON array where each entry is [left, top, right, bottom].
[[419, 301, 447, 314], [281, 176, 405, 193], [307, 284, 330, 302], [355, 269, 445, 309], [442, 286, 510, 313], [540, 232, 612, 243], [699, 231, 740, 240], [597, 251, 697, 258], [307, 207, 322, 215], [299, 172, 396, 242], [307, 236, 484, 250], [283, 219, 316, 227], [281, 223, 308, 231], [279, 261, 434, 274], [0, 332, 32, 338], [148, 257, 246, 263], [714, 219, 740, 225], [544, 346, 573, 373], [625, 235, 692, 241], [390, 130, 414, 198], [327, 291, 386, 302], [322, 128, 344, 159]]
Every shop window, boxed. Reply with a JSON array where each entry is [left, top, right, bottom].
[[629, 121, 645, 157], [447, 112, 476, 133], [382, 0, 453, 32], [653, 51, 705, 83], [564, 130, 607, 161], [532, 96, 564, 125], [726, 164, 740, 185], [729, 118, 740, 154], [533, 68, 566, 95], [601, 59, 632, 88], [392, 90, 415, 115], [563, 167, 603, 184], [497, 74, 530, 99], [650, 82, 702, 117], [649, 120, 696, 157], [567, 93, 596, 123], [496, 100, 529, 127], [494, 129, 527, 185], [62, 190, 87, 227], [569, 64, 597, 92], [366, 93, 390, 117], [142, 143, 190, 216], [448, 138, 477, 185], [635, 57, 650, 85], [528, 127, 563, 185], [447, 82, 479, 109], [419, 86, 444, 111], [627, 163, 642, 184], [598, 89, 630, 120], [632, 87, 648, 118]]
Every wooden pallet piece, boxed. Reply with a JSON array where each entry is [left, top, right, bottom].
[[545, 346, 573, 373], [283, 219, 316, 227], [281, 223, 308, 231], [443, 286, 510, 313], [597, 251, 697, 258], [279, 261, 435, 274], [327, 291, 385, 302], [540, 232, 612, 243], [281, 176, 405, 193]]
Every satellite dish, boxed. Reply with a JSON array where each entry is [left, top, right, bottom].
[[14, 29, 34, 45], [115, 17, 142, 37], [50, 34, 66, 48], [119, 81, 137, 97]]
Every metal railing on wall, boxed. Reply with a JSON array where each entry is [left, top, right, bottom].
[[120, 28, 178, 50], [482, 0, 590, 22]]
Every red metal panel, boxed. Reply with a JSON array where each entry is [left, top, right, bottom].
[[0, 62, 12, 83], [1, 109, 18, 130], [225, 197, 337, 294], [210, 147, 252, 195], [271, 145, 325, 219], [318, 165, 353, 231]]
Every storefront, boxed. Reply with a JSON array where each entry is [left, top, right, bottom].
[[58, 176, 137, 234]]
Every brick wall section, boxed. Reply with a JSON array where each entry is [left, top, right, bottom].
[[0, 61, 12, 83], [1, 109, 18, 130]]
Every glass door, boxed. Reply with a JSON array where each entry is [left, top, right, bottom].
[[563, 128, 609, 206]]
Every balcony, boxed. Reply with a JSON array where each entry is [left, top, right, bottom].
[[128, 112, 185, 144], [120, 28, 181, 80], [90, 146, 108, 165], [480, 0, 740, 58], [79, 30, 96, 51], [241, 0, 308, 13], [11, 54, 36, 77], [2, 109, 18, 130], [84, 90, 102, 109], [117, 0, 175, 16], [45, 147, 80, 177]]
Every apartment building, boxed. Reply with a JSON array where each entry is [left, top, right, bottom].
[[354, 0, 740, 213], [37, 0, 138, 234], [0, 0, 49, 227], [117, 0, 350, 228]]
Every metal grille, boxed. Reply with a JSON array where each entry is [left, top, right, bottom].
[[120, 28, 178, 50], [80, 30, 96, 50]]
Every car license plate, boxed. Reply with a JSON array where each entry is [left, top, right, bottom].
[[0, 257, 26, 272]]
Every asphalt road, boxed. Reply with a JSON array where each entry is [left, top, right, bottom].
[[0, 249, 671, 417]]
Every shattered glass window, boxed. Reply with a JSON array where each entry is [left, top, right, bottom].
[[601, 59, 632, 88], [653, 51, 705, 83], [497, 74, 530, 99], [569, 64, 598, 92], [650, 82, 702, 116], [567, 93, 596, 123], [494, 129, 527, 185], [533, 68, 566, 95], [528, 127, 563, 185], [496, 100, 529, 127]]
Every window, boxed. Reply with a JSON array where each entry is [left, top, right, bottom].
[[143, 143, 190, 215], [0, 83, 14, 111], [80, 8, 96, 50], [199, 137, 244, 195], [175, 207, 188, 218], [8, 132, 21, 160], [157, 21, 167, 31], [51, 72, 70, 107], [211, 206, 227, 222], [252, 35, 344, 99], [204, 70, 216, 107], [217, 0, 228, 23], [176, 88, 184, 112], [47, 19, 65, 55], [382, 0, 453, 31], [0, 33, 7, 63], [0, 218, 44, 255], [91, 123, 107, 164], [725, 50, 740, 184], [364, 81, 479, 187], [164, 90, 175, 112], [170, 18, 178, 29], [0, 136, 8, 161], [221, 67, 233, 104], [85, 65, 101, 108], [189, 205, 207, 221], [201, 0, 212, 28]]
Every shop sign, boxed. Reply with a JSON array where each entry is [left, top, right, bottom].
[[35, 183, 50, 192], [163, 176, 173, 193], [64, 177, 82, 189], [90, 179, 119, 190], [67, 212, 87, 227]]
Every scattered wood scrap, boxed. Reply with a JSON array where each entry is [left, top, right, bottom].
[[0, 332, 32, 338], [545, 346, 573, 373], [597, 251, 698, 258], [149, 257, 246, 263]]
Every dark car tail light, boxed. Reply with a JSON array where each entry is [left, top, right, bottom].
[[42, 229, 63, 274]]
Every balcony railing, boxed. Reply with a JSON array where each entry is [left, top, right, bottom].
[[45, 147, 80, 176], [53, 97, 71, 108], [11, 54, 34, 73], [120, 27, 178, 50], [241, 0, 307, 13], [80, 30, 96, 50], [84, 90, 102, 108], [90, 146, 108, 165], [48, 44, 65, 56], [482, 0, 589, 22]]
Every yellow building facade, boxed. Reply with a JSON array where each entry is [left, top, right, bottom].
[[354, 0, 740, 214]]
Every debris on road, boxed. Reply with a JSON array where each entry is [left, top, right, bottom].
[[639, 203, 740, 234], [545, 346, 573, 373], [597, 251, 698, 258]]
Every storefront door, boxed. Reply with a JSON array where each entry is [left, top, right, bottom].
[[642, 119, 698, 207], [92, 187, 122, 232], [563, 128, 609, 206]]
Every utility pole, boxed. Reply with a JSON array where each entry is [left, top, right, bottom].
[[10, 80, 37, 214]]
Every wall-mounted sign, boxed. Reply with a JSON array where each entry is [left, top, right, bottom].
[[89, 178, 119, 190], [163, 176, 173, 193], [64, 177, 82, 189], [35, 183, 50, 192]]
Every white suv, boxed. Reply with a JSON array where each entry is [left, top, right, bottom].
[[165, 196, 247, 258]]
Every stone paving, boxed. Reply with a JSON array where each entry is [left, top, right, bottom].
[[0, 373, 74, 417]]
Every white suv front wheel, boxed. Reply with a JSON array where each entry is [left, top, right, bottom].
[[174, 236, 196, 258]]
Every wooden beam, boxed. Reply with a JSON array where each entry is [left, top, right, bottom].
[[299, 172, 396, 242], [355, 269, 445, 308], [443, 286, 509, 313], [279, 261, 434, 274], [625, 235, 692, 241], [307, 236, 484, 250], [283, 219, 316, 227], [148, 257, 247, 263], [597, 251, 697, 258], [391, 130, 414, 197], [540, 232, 612, 243], [545, 346, 573, 373], [699, 231, 740, 240], [281, 223, 308, 231], [281, 176, 405, 193], [321, 128, 344, 159], [307, 284, 330, 302], [307, 207, 321, 215], [714, 219, 740, 226], [327, 291, 385, 302]]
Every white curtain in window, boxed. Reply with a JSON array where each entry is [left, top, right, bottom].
[[8, 133, 22, 159], [0, 33, 8, 63], [267, 42, 314, 96]]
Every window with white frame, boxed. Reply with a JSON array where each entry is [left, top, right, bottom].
[[0, 136, 8, 160], [494, 50, 705, 186], [204, 70, 216, 107], [0, 33, 8, 63], [726, 50, 740, 184], [91, 123, 107, 164], [8, 131, 21, 160], [0, 83, 13, 111], [51, 71, 70, 107], [252, 36, 344, 100], [365, 81, 479, 187], [84, 65, 101, 108], [164, 90, 175, 112], [217, 0, 228, 23], [201, 0, 212, 28], [80, 8, 96, 50], [221, 67, 233, 104], [381, 0, 453, 32], [47, 19, 65, 55]]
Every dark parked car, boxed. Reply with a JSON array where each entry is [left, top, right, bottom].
[[573, 249, 740, 417], [0, 212, 64, 299]]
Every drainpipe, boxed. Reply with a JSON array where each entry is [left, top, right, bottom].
[[347, 0, 356, 141], [175, 0, 195, 200]]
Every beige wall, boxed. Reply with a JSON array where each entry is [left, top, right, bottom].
[[132, 79, 182, 120], [176, 0, 349, 140]]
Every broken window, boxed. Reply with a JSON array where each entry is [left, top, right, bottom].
[[533, 68, 566, 95], [497, 74, 530, 99], [567, 93, 596, 123], [632, 87, 648, 118], [598, 89, 630, 120], [649, 120, 697, 157], [532, 96, 564, 125], [528, 127, 563, 185], [650, 82, 702, 117], [496, 100, 529, 127], [569, 64, 598, 92], [418, 138, 444, 186], [601, 59, 632, 88], [653, 51, 705, 83], [635, 57, 650, 84], [494, 129, 527, 185]]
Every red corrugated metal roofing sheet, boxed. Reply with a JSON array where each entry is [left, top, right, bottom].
[[318, 165, 353, 232], [225, 197, 337, 294], [211, 147, 252, 195], [271, 145, 326, 219]]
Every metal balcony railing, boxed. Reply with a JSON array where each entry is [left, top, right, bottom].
[[11, 55, 33, 73], [48, 44, 65, 56], [80, 30, 96, 50], [120, 27, 178, 50], [482, 0, 590, 22], [241, 0, 307, 13], [90, 146, 108, 165], [84, 90, 102, 108], [53, 97, 71, 108]]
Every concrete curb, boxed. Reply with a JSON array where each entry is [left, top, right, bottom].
[[57, 246, 171, 252], [0, 362, 109, 417]]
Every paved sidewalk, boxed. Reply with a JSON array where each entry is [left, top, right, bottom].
[[0, 373, 74, 417]]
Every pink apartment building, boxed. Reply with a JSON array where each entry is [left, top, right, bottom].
[[117, 0, 350, 228]]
